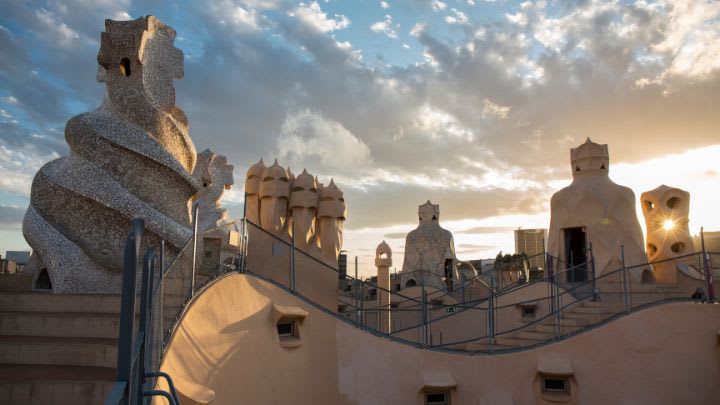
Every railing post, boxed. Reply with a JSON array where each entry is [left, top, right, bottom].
[[242, 219, 249, 273], [421, 284, 427, 348], [554, 280, 560, 338], [488, 276, 495, 350], [239, 218, 245, 274], [589, 242, 597, 301], [241, 192, 247, 274], [701, 227, 715, 302], [159, 241, 165, 352], [116, 218, 144, 405], [137, 248, 155, 405], [290, 221, 296, 292], [354, 256, 360, 325], [190, 202, 199, 297], [360, 284, 365, 329], [621, 245, 629, 312]]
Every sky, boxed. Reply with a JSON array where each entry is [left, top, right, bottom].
[[0, 0, 719, 277]]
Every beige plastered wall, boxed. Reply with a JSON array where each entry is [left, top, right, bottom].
[[157, 274, 720, 405]]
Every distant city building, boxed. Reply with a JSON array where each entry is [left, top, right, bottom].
[[694, 231, 720, 254], [5, 251, 30, 265], [0, 259, 17, 274], [469, 259, 495, 274], [514, 228, 547, 268]]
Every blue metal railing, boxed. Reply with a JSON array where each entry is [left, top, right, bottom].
[[243, 218, 717, 353], [105, 211, 719, 405], [105, 218, 180, 405]]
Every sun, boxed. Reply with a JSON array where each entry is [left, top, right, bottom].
[[663, 219, 675, 231]]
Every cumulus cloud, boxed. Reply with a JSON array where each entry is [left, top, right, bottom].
[[446, 8, 469, 25], [651, 0, 720, 80], [411, 104, 475, 141], [370, 14, 397, 39], [482, 99, 511, 119], [0, 205, 25, 230], [431, 0, 448, 12], [1, 0, 720, 272], [35, 8, 80, 47], [277, 109, 372, 173], [380, 1, 390, 9], [290, 2, 350, 33], [410, 22, 426, 37]]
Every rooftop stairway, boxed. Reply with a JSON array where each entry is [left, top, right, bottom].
[[0, 291, 122, 405], [492, 281, 690, 349]]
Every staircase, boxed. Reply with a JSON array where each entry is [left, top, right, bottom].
[[0, 292, 122, 405], [492, 281, 690, 349]]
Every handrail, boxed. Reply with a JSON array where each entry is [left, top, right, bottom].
[[105, 206, 715, 405], [105, 217, 191, 405]]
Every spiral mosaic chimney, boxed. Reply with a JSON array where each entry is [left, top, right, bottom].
[[22, 16, 199, 293]]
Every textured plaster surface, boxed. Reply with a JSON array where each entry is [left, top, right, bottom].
[[548, 139, 648, 280], [641, 185, 697, 283], [245, 160, 346, 267], [158, 273, 720, 405]]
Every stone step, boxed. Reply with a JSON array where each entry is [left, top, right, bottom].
[[538, 316, 591, 327], [561, 312, 615, 322], [535, 323, 583, 334], [595, 283, 682, 293], [0, 336, 117, 368], [0, 292, 122, 314], [493, 336, 546, 348], [0, 364, 114, 405], [516, 330, 554, 341], [580, 300, 607, 307], [0, 311, 120, 339], [572, 306, 613, 314]]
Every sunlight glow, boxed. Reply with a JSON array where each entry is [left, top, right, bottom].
[[663, 219, 675, 231]]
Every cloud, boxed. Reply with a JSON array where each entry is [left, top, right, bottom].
[[229, 6, 261, 30], [290, 2, 350, 33], [35, 8, 80, 47], [0, 121, 64, 196], [380, 1, 390, 9], [370, 15, 397, 39], [410, 22, 426, 37], [1, 0, 720, 274], [0, 205, 25, 230], [457, 243, 497, 250], [410, 104, 475, 141], [445, 8, 469, 25], [277, 109, 372, 174], [482, 98, 511, 119], [431, 0, 448, 12], [456, 226, 516, 234]]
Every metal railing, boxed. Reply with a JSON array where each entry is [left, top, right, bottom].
[[242, 219, 718, 354], [104, 219, 180, 405], [106, 207, 246, 405], [105, 211, 718, 405]]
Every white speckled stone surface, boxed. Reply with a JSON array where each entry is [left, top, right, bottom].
[[193, 149, 234, 232], [399, 201, 457, 290], [22, 16, 198, 293]]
